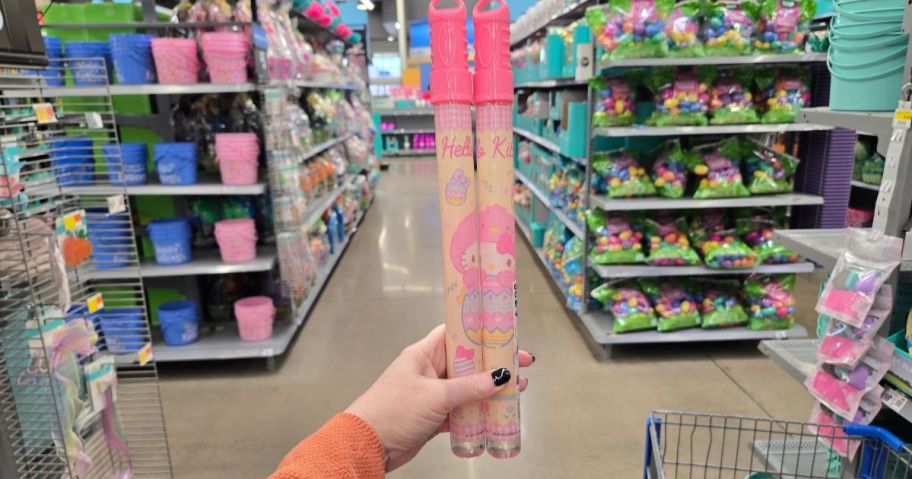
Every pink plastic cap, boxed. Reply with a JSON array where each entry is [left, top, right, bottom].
[[428, 0, 472, 105], [473, 0, 513, 105]]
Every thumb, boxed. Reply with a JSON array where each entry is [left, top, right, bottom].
[[442, 368, 511, 411]]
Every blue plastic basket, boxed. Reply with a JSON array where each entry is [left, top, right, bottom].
[[157, 300, 199, 346], [94, 307, 146, 353], [102, 142, 148, 186], [109, 34, 156, 85], [147, 218, 192, 265], [153, 142, 198, 185], [49, 137, 95, 185]]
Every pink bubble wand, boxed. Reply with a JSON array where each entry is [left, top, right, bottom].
[[474, 0, 520, 458], [428, 0, 486, 458]]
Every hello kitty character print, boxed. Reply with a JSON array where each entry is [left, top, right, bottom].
[[451, 212, 483, 345], [478, 204, 516, 348]]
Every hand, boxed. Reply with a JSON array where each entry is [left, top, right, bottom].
[[345, 325, 533, 471]]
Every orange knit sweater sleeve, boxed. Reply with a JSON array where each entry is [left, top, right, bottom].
[[269, 413, 386, 479]]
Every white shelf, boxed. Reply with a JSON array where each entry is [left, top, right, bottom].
[[510, 0, 593, 47], [87, 249, 277, 280], [375, 109, 434, 117], [4, 82, 257, 98], [772, 228, 847, 270], [579, 311, 807, 345], [799, 107, 894, 141], [383, 149, 436, 157], [269, 80, 359, 90], [851, 180, 881, 191], [513, 127, 587, 165], [515, 170, 585, 238], [591, 262, 814, 279], [302, 134, 354, 161], [62, 176, 267, 196], [758, 339, 818, 383], [593, 123, 832, 137], [300, 176, 354, 230], [591, 193, 823, 211], [380, 129, 435, 135], [152, 205, 371, 363], [598, 53, 826, 69], [515, 78, 588, 89]]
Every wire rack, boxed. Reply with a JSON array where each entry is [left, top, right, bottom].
[[0, 60, 172, 477]]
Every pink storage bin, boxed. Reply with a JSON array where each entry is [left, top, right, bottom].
[[151, 38, 199, 84], [234, 296, 275, 341], [215, 133, 259, 185], [201, 32, 249, 84], [846, 207, 875, 227], [214, 218, 257, 263]]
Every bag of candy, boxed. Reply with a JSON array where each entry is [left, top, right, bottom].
[[640, 278, 701, 331], [585, 4, 623, 62], [592, 149, 656, 198], [753, 0, 814, 54], [702, 229, 759, 269], [745, 273, 796, 330], [606, 0, 673, 60], [708, 69, 759, 125], [702, 0, 758, 56], [689, 139, 750, 199], [591, 280, 659, 333], [646, 67, 712, 127], [644, 213, 702, 266], [743, 140, 798, 194], [562, 236, 586, 311], [587, 210, 646, 264], [548, 169, 564, 206], [665, 0, 704, 58], [698, 279, 749, 328], [651, 140, 696, 199], [756, 68, 811, 124], [737, 216, 799, 264], [591, 74, 638, 127], [688, 209, 727, 251]]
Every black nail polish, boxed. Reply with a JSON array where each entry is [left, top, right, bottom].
[[531, 354, 536, 363], [492, 368, 511, 386]]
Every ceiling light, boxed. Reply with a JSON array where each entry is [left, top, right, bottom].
[[387, 35, 395, 42], [356, 3, 367, 9], [395, 21, 401, 30], [358, 0, 375, 10]]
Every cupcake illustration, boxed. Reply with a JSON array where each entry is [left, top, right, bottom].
[[453, 345, 475, 377], [445, 169, 470, 206]]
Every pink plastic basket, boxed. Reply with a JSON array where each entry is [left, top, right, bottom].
[[234, 296, 275, 342], [151, 38, 199, 84], [214, 218, 257, 263], [215, 133, 259, 185], [201, 32, 249, 84]]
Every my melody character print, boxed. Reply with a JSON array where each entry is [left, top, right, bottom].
[[478, 204, 516, 348], [451, 212, 483, 345]]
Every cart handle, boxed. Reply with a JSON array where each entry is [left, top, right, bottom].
[[844, 423, 906, 452]]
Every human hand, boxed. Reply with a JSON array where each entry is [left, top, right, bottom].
[[345, 325, 533, 471]]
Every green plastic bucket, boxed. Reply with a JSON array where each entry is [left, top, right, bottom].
[[833, 2, 905, 25], [830, 17, 903, 39], [829, 52, 905, 111], [829, 34, 908, 63]]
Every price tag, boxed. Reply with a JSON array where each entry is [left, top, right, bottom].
[[882, 386, 908, 412], [107, 194, 126, 214], [775, 330, 788, 340], [894, 101, 912, 129], [84, 112, 103, 130], [84, 355, 117, 414], [32, 103, 57, 124], [575, 43, 593, 82], [87, 293, 104, 313], [138, 342, 154, 366]]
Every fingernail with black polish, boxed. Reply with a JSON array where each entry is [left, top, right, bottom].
[[531, 354, 536, 363], [492, 368, 511, 386]]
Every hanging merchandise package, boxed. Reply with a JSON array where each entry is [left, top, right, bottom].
[[807, 398, 882, 459], [606, 0, 672, 60], [701, 229, 759, 269], [665, 0, 704, 57], [651, 140, 695, 199], [640, 278, 701, 332], [757, 68, 810, 124], [587, 210, 646, 264], [698, 279, 749, 328], [807, 347, 892, 421], [819, 285, 892, 369], [592, 149, 656, 198], [688, 138, 750, 199], [591, 280, 658, 333], [743, 141, 798, 194], [590, 74, 638, 127], [702, 0, 757, 56], [745, 273, 795, 330], [753, 0, 814, 54], [646, 67, 711, 127], [708, 69, 759, 125], [816, 228, 902, 327], [644, 212, 702, 266], [688, 209, 727, 251]]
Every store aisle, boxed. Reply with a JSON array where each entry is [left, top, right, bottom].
[[159, 159, 816, 478]]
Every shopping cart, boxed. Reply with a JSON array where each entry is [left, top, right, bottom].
[[644, 411, 912, 479]]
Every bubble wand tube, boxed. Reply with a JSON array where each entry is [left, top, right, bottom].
[[473, 0, 520, 458], [428, 0, 486, 458]]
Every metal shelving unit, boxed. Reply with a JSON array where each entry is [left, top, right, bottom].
[[591, 262, 815, 279], [851, 180, 881, 191], [591, 193, 823, 211], [515, 78, 588, 89], [514, 127, 587, 165], [3, 82, 257, 98], [62, 176, 268, 196], [515, 170, 585, 237], [380, 128, 435, 135], [374, 108, 434, 116], [597, 53, 827, 69], [510, 0, 594, 47], [383, 149, 436, 157], [86, 249, 277, 280], [758, 339, 818, 383], [771, 228, 848, 270], [593, 123, 832, 137]]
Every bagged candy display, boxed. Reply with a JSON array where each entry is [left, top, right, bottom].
[[688, 209, 727, 251], [757, 68, 810, 124], [708, 69, 759, 125], [591, 74, 637, 127], [592, 149, 656, 198], [702, 0, 756, 56], [561, 236, 586, 311], [702, 230, 759, 269], [745, 273, 796, 330], [665, 0, 703, 58], [698, 279, 749, 328], [753, 0, 814, 54], [646, 67, 711, 127], [651, 140, 695, 199], [645, 213, 701, 266], [689, 139, 750, 199], [743, 141, 798, 194], [606, 0, 673, 60], [736, 214, 799, 264], [587, 210, 646, 264], [640, 279, 701, 331], [591, 280, 658, 333]]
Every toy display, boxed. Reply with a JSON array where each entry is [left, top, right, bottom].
[[745, 273, 796, 330], [592, 149, 656, 198], [753, 0, 814, 54], [591, 280, 659, 333], [587, 210, 645, 264], [646, 68, 711, 127], [644, 213, 701, 266], [689, 139, 750, 199], [591, 75, 637, 127], [640, 279, 701, 331], [698, 279, 749, 328]]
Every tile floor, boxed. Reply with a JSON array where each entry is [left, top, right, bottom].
[[159, 159, 820, 478]]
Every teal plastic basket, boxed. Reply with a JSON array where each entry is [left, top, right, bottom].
[[829, 50, 905, 111], [829, 34, 908, 64], [830, 17, 903, 39], [834, 0, 905, 23]]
